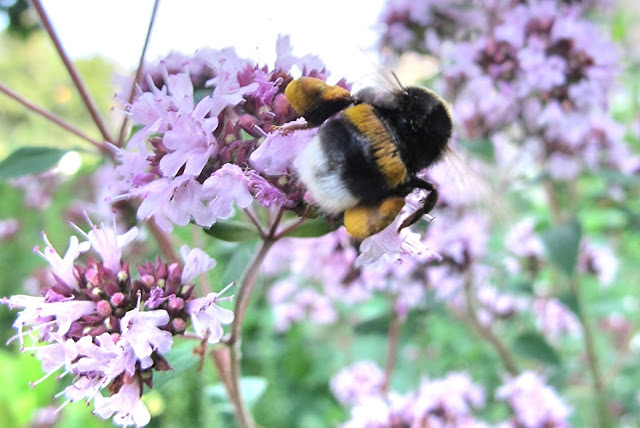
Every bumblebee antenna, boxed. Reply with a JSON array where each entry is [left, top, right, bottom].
[[391, 71, 406, 92]]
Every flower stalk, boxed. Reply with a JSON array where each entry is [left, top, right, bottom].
[[31, 0, 114, 144], [381, 304, 401, 394], [0, 82, 110, 156], [463, 277, 519, 376], [116, 0, 160, 148], [221, 209, 283, 428]]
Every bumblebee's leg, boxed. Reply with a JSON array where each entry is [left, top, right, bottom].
[[344, 197, 405, 238], [271, 121, 313, 135], [398, 178, 438, 231]]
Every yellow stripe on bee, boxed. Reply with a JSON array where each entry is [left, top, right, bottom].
[[344, 104, 408, 188], [344, 197, 406, 238], [285, 77, 351, 117]]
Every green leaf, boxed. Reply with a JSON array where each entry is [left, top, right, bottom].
[[282, 217, 338, 238], [152, 340, 200, 389], [0, 146, 68, 179], [206, 377, 268, 409], [557, 292, 579, 316], [458, 138, 495, 162], [542, 219, 582, 277], [513, 330, 561, 366], [221, 242, 257, 286], [204, 220, 261, 242], [193, 88, 211, 104]]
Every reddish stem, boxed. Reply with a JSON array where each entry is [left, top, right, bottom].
[[0, 82, 110, 156], [116, 0, 160, 147], [31, 0, 115, 144]]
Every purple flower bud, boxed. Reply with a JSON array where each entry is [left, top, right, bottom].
[[111, 292, 126, 307], [96, 300, 112, 317]]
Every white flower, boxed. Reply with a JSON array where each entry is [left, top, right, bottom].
[[120, 307, 172, 370], [35, 234, 90, 288], [187, 283, 234, 344], [180, 245, 216, 284], [93, 376, 151, 427]]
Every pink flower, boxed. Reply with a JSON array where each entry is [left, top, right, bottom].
[[93, 376, 151, 427], [412, 373, 485, 420], [136, 175, 213, 231], [35, 233, 90, 289], [120, 306, 173, 370], [330, 361, 386, 406], [249, 125, 317, 176], [497, 372, 571, 428], [6, 295, 97, 347], [180, 245, 217, 284], [355, 208, 440, 267], [187, 283, 234, 343], [201, 164, 253, 219], [75, 223, 139, 274], [533, 297, 580, 341]]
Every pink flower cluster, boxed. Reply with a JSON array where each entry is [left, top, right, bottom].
[[108, 36, 344, 232], [331, 362, 571, 427], [2, 221, 232, 427], [379, 0, 638, 179]]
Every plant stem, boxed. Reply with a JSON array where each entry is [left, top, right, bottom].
[[463, 279, 519, 376], [0, 82, 111, 157], [381, 306, 401, 394], [117, 0, 160, 147], [569, 276, 611, 428], [31, 0, 114, 144], [543, 180, 611, 427], [225, 238, 276, 428], [147, 218, 179, 264]]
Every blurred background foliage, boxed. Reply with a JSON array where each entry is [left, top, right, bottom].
[[0, 0, 640, 427]]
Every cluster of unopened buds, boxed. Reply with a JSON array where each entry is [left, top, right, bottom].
[[3, 220, 232, 426]]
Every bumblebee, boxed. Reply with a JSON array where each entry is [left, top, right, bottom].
[[284, 76, 453, 238]]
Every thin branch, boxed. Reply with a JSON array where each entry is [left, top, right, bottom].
[[227, 238, 275, 346], [381, 306, 401, 394], [146, 217, 179, 264], [117, 0, 160, 147], [30, 0, 115, 144], [272, 216, 308, 240], [568, 276, 612, 428], [243, 207, 267, 239], [543, 181, 611, 428], [0, 82, 111, 157], [463, 279, 519, 376], [225, 239, 275, 428], [266, 206, 285, 238]]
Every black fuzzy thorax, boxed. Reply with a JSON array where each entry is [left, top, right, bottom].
[[354, 86, 452, 172]]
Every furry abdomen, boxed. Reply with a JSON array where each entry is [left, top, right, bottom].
[[295, 106, 408, 214]]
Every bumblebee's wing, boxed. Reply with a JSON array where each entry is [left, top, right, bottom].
[[285, 77, 353, 127]]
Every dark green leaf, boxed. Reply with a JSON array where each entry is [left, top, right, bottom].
[[557, 292, 579, 315], [204, 220, 261, 242], [513, 330, 561, 366], [542, 219, 582, 277], [282, 217, 338, 238], [0, 146, 68, 179]]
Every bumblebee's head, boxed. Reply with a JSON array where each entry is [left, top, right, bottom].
[[390, 86, 453, 171]]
